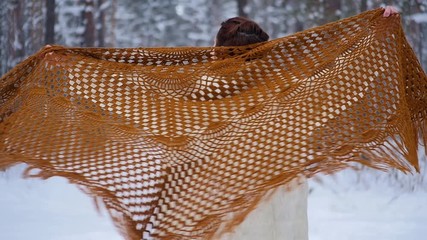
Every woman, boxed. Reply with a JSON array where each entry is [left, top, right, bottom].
[[214, 16, 269, 47], [213, 6, 399, 240], [212, 16, 309, 240]]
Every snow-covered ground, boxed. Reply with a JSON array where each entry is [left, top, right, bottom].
[[308, 169, 427, 240], [1, 164, 426, 240], [0, 164, 122, 240]]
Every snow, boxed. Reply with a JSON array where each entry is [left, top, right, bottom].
[[410, 13, 427, 23], [308, 169, 427, 240], [0, 164, 122, 240], [1, 163, 426, 240]]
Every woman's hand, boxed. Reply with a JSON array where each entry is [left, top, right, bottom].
[[383, 6, 399, 17]]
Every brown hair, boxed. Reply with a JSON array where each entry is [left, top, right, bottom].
[[215, 17, 269, 47]]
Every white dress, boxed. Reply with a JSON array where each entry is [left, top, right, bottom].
[[218, 179, 309, 240]]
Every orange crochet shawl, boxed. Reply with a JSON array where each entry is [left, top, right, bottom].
[[0, 8, 426, 240]]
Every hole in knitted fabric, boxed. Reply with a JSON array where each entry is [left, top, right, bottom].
[[25, 167, 42, 177]]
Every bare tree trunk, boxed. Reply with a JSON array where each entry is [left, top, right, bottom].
[[0, 1, 8, 76], [10, 0, 25, 63], [360, 0, 368, 12], [97, 0, 106, 47], [81, 0, 95, 47], [109, 0, 117, 47], [45, 0, 55, 45], [28, 1, 44, 53], [237, 0, 248, 18], [323, 0, 341, 24]]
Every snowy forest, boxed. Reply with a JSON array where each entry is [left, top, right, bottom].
[[1, 0, 427, 77], [1, 1, 427, 240], [1, 0, 427, 196]]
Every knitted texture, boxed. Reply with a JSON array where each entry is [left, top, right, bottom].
[[0, 8, 426, 240]]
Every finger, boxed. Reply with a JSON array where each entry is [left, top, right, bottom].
[[383, 7, 391, 17], [383, 6, 399, 17]]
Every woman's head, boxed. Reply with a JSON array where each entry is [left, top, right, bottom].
[[215, 17, 269, 47]]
